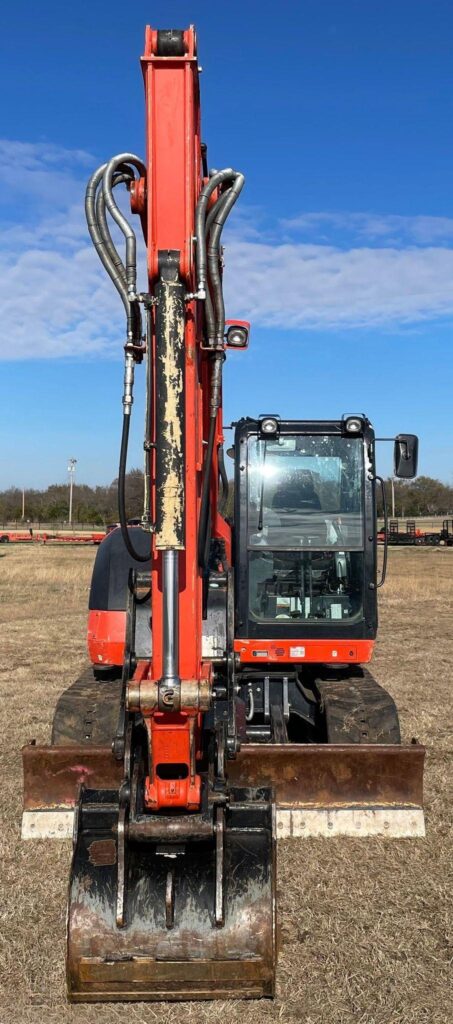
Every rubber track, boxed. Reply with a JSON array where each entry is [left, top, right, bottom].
[[51, 667, 123, 746], [316, 668, 401, 745], [51, 666, 401, 747]]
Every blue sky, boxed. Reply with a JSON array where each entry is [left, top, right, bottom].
[[1, 0, 453, 487]]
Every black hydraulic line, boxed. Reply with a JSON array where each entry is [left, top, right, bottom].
[[95, 168, 142, 341], [218, 444, 229, 515], [204, 279, 216, 347], [102, 153, 146, 304], [86, 153, 149, 561], [118, 413, 150, 563], [96, 168, 134, 283], [205, 186, 232, 235], [195, 170, 244, 565], [207, 174, 244, 344], [198, 413, 217, 568], [85, 164, 131, 318], [101, 154, 146, 346], [196, 173, 243, 344], [202, 506, 212, 580], [85, 160, 144, 343], [194, 168, 236, 298], [198, 348, 225, 568], [204, 188, 232, 343], [198, 328, 225, 566]]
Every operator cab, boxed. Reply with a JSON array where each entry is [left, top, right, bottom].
[[234, 415, 377, 644]]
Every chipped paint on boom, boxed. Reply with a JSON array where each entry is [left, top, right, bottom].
[[155, 277, 185, 550]]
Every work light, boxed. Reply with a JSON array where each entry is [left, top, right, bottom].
[[343, 415, 363, 435], [225, 320, 250, 349], [260, 416, 279, 437]]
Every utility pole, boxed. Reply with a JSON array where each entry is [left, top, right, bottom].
[[68, 458, 77, 525], [22, 488, 25, 520], [391, 477, 395, 518]]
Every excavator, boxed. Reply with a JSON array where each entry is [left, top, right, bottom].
[[21, 23, 425, 1003]]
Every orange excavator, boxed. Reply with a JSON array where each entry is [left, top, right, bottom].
[[22, 24, 424, 1003]]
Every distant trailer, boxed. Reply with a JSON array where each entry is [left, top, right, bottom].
[[0, 531, 105, 545], [439, 519, 453, 546], [377, 519, 441, 546]]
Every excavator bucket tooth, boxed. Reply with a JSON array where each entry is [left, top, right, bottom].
[[67, 787, 276, 1002]]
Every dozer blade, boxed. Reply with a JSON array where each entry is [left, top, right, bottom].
[[229, 743, 425, 837], [22, 739, 425, 840], [67, 787, 276, 1002]]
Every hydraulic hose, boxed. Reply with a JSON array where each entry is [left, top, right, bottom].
[[204, 187, 232, 343], [195, 168, 236, 298], [87, 155, 244, 571], [198, 413, 217, 568], [85, 164, 131, 318], [118, 412, 150, 563], [195, 168, 245, 566], [95, 168, 142, 341], [197, 349, 225, 569], [207, 173, 244, 343], [86, 154, 149, 563], [85, 160, 143, 342], [218, 443, 229, 515], [96, 168, 133, 283], [102, 153, 146, 303]]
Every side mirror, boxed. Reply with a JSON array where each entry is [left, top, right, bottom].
[[394, 434, 418, 479]]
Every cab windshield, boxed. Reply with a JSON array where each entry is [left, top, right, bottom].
[[247, 434, 364, 624]]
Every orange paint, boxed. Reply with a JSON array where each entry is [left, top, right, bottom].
[[234, 638, 375, 664], [87, 610, 125, 667], [137, 27, 232, 809], [144, 713, 201, 810]]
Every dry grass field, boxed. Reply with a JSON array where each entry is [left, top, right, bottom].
[[0, 544, 451, 1024]]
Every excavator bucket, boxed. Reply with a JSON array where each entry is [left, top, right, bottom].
[[67, 786, 275, 1002], [22, 725, 423, 1003], [21, 669, 424, 1004]]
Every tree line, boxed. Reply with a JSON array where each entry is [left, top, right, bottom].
[[0, 472, 452, 526], [0, 470, 144, 525], [376, 476, 453, 518]]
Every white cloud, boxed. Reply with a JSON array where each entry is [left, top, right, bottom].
[[280, 210, 453, 245], [2, 139, 453, 360], [224, 238, 453, 328], [0, 139, 93, 208], [0, 140, 144, 360]]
